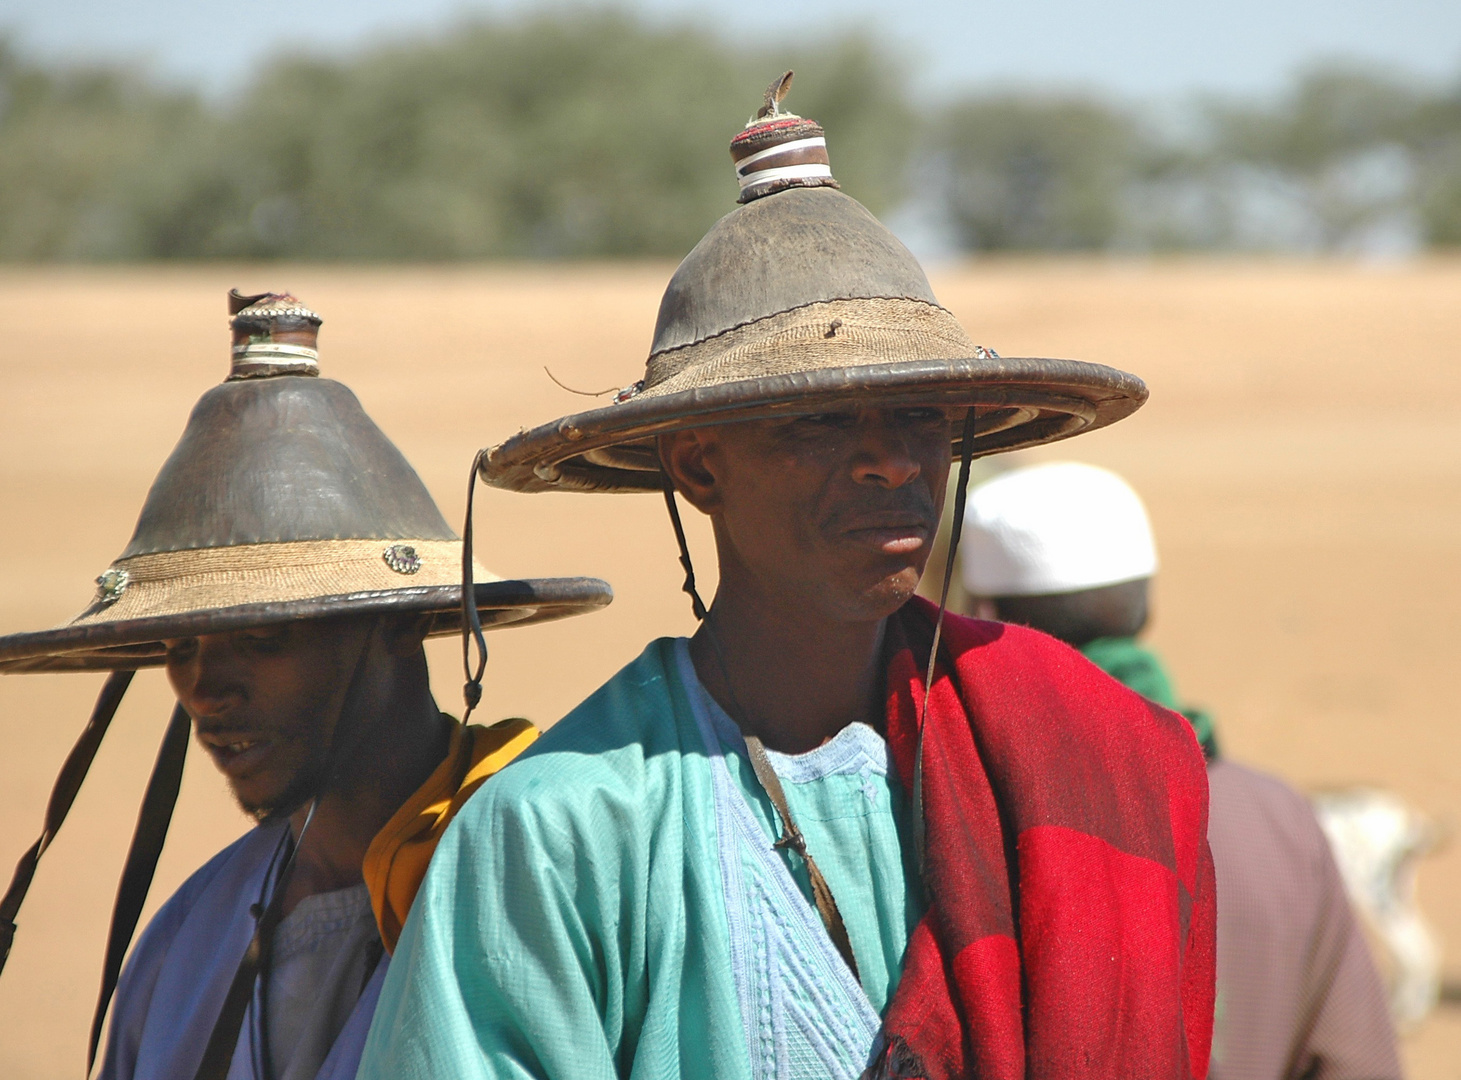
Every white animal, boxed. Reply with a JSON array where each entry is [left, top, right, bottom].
[[1311, 787, 1444, 1027]]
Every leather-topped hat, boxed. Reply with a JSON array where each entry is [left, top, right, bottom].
[[480, 72, 1148, 495], [0, 289, 613, 673]]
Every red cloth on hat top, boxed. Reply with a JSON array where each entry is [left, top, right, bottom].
[[875, 599, 1216, 1079]]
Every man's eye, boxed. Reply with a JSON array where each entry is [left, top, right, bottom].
[[896, 407, 947, 424], [797, 412, 856, 429], [240, 627, 289, 653], [164, 639, 198, 663]]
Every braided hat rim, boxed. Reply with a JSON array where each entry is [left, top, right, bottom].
[[0, 574, 612, 673], [481, 353, 1147, 494]]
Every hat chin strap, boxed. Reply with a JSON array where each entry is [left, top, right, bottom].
[[912, 407, 977, 876], [88, 700, 192, 1070], [661, 476, 709, 622], [0, 668, 189, 1077]]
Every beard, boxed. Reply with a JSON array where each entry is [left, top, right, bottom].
[[239, 751, 332, 823]]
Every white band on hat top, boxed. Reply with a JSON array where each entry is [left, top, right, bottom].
[[737, 163, 834, 192], [231, 342, 321, 362], [734, 136, 828, 175]]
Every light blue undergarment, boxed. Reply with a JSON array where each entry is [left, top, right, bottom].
[[98, 821, 388, 1080], [676, 640, 920, 1079]]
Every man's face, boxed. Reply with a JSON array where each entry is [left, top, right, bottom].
[[164, 620, 367, 820], [662, 407, 955, 623]]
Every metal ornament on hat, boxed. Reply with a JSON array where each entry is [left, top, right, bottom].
[[94, 567, 131, 606]]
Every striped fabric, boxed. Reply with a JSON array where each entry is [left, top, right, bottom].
[[875, 600, 1217, 1079]]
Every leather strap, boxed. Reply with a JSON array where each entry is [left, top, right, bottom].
[[743, 734, 861, 983], [89, 703, 192, 1071], [0, 669, 135, 978], [193, 845, 295, 1080]]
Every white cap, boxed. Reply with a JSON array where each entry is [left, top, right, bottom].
[[960, 462, 1157, 597]]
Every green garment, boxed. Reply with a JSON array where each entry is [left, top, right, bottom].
[[358, 637, 921, 1080], [1080, 636, 1218, 758]]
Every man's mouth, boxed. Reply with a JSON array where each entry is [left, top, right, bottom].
[[840, 516, 932, 555], [196, 729, 272, 776]]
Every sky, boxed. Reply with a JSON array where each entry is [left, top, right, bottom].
[[3, 0, 1459, 104]]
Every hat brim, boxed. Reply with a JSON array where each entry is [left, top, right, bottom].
[[482, 356, 1147, 493], [0, 577, 612, 673]]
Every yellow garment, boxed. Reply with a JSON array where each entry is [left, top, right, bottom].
[[363, 717, 538, 953]]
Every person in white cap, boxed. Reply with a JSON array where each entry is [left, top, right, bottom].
[[961, 461, 1402, 1080]]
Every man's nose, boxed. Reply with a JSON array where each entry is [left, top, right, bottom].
[[175, 638, 246, 716], [849, 418, 921, 489]]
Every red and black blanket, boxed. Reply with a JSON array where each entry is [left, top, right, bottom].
[[876, 599, 1216, 1080]]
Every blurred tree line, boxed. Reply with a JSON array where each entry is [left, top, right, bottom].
[[0, 14, 909, 259], [933, 66, 1461, 255], [2, 12, 1459, 260]]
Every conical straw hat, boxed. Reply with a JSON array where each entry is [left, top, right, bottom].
[[480, 73, 1146, 494], [0, 290, 611, 672]]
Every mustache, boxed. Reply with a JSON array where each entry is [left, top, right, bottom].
[[822, 488, 940, 533]]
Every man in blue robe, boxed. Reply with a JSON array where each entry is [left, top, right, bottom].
[[0, 291, 608, 1080]]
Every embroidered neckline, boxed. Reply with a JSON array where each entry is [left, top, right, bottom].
[[672, 638, 884, 1080], [678, 637, 893, 784]]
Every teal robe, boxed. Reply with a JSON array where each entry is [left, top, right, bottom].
[[358, 638, 921, 1080]]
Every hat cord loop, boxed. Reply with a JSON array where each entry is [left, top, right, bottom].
[[461, 451, 490, 719]]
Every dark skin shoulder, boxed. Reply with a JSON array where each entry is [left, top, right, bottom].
[[163, 614, 450, 914], [659, 407, 954, 755]]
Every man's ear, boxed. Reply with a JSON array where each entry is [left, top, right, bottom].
[[657, 429, 722, 514], [381, 612, 433, 658]]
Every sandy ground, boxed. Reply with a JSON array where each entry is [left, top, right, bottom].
[[0, 260, 1456, 1077]]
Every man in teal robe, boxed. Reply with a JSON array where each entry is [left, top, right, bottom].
[[362, 636, 913, 1079], [359, 79, 1213, 1080]]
